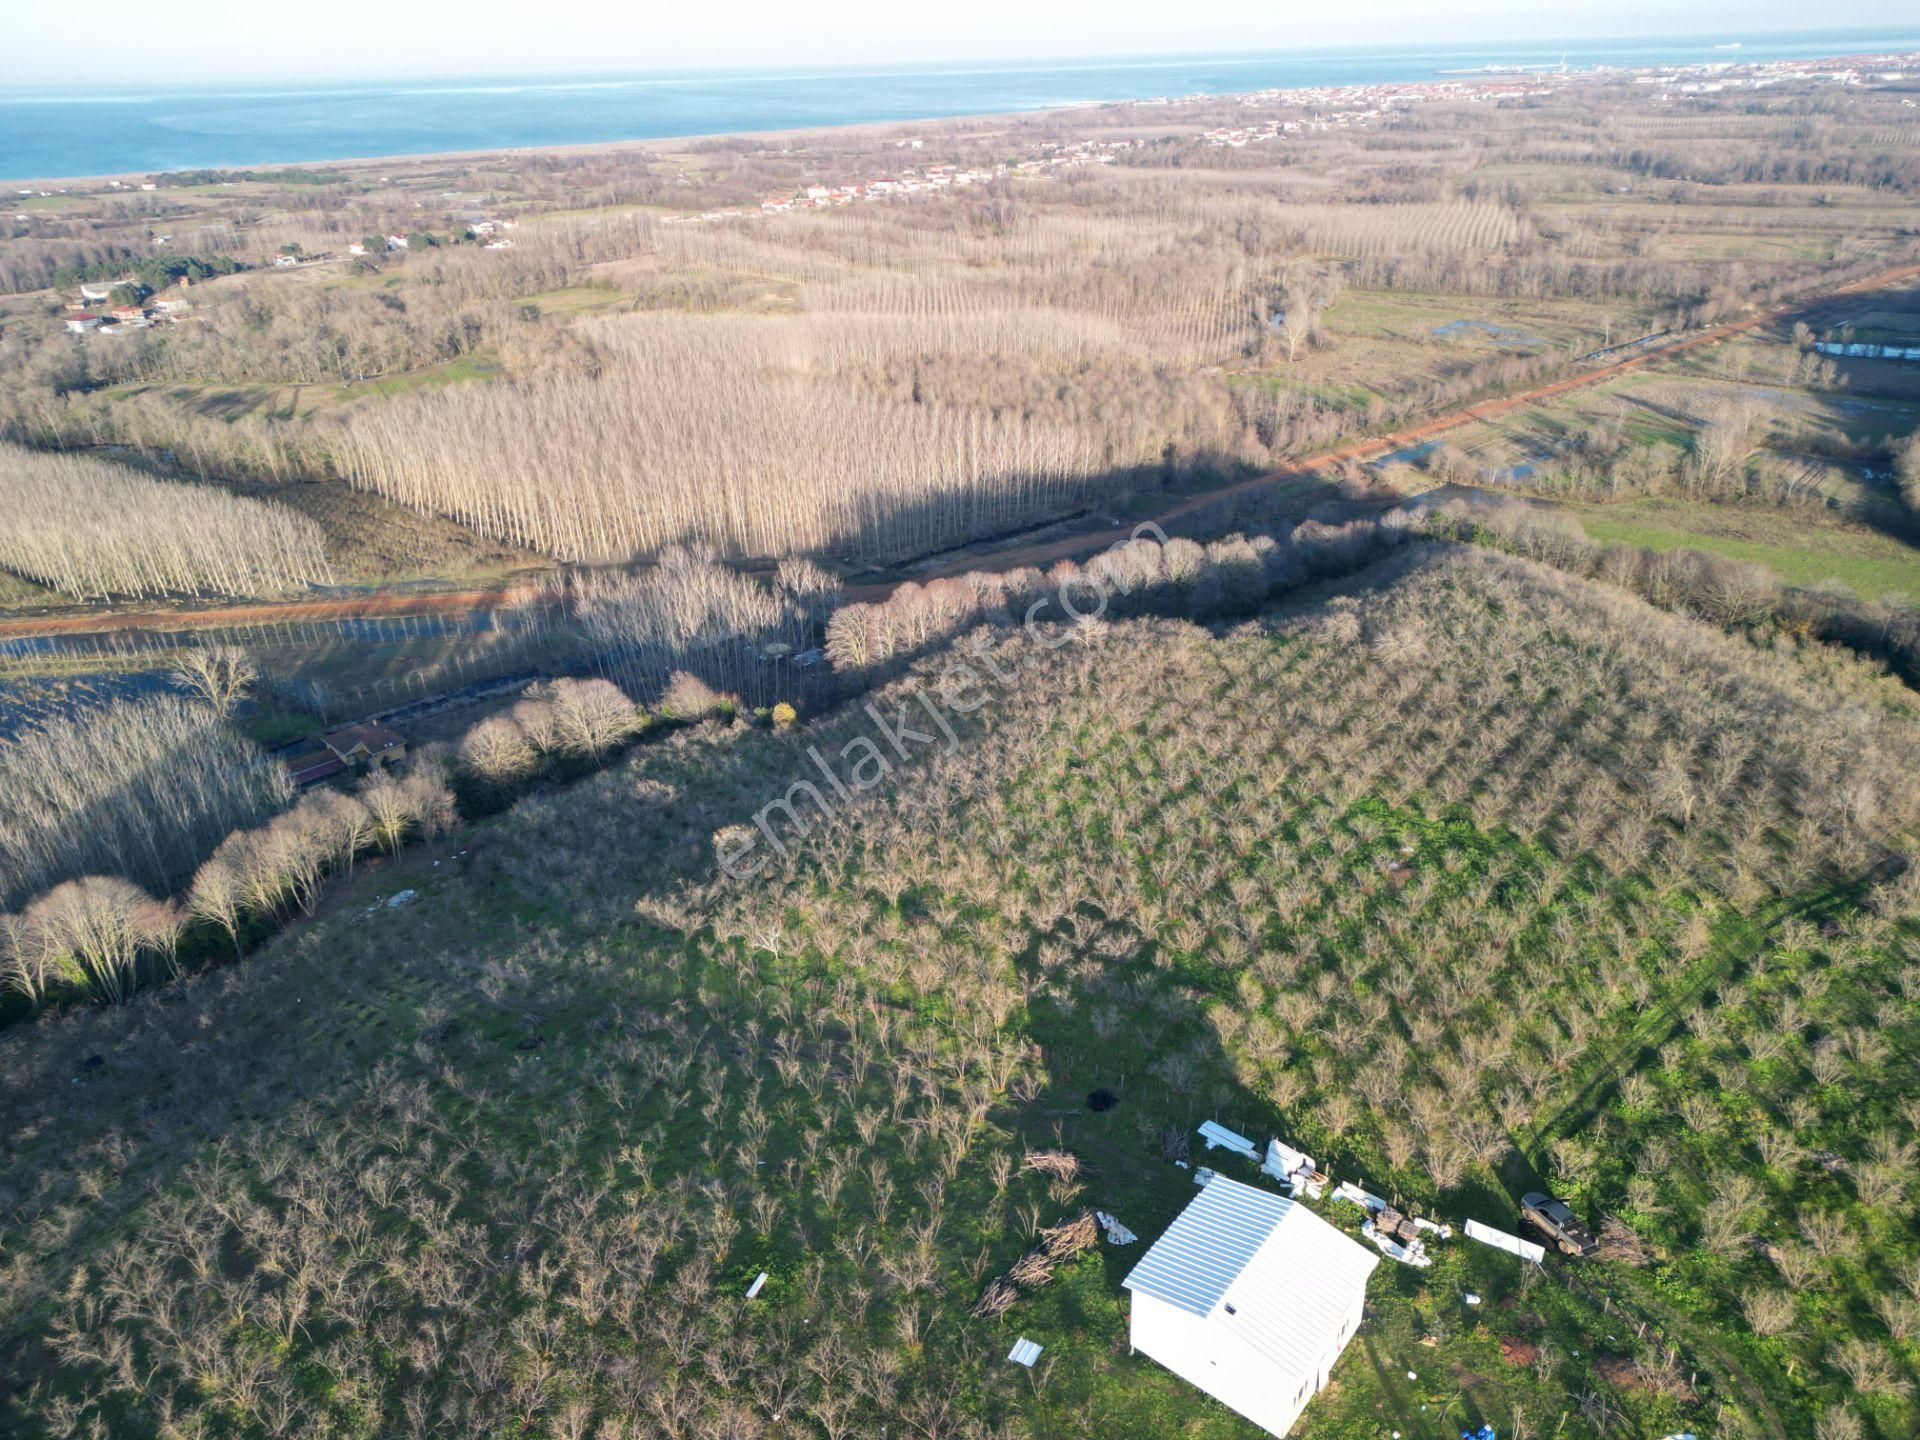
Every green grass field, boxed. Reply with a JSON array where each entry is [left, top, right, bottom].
[[98, 355, 501, 423], [516, 283, 629, 316], [1568, 498, 1920, 602], [328, 353, 502, 403]]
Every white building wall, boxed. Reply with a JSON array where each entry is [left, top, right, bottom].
[[1130, 1293, 1315, 1438], [1130, 1283, 1369, 1438], [1319, 1287, 1367, 1387]]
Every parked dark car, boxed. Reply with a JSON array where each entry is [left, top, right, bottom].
[[1521, 1192, 1599, 1257]]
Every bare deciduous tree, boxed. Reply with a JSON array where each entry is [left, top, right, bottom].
[[21, 875, 173, 1006], [172, 644, 261, 719]]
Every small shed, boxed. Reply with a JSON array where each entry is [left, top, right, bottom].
[[1123, 1175, 1378, 1438]]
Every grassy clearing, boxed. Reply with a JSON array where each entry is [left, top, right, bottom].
[[1646, 232, 1839, 264], [0, 567, 68, 610], [259, 477, 547, 588], [520, 200, 671, 224], [517, 283, 628, 315], [1330, 289, 1652, 353], [1229, 291, 1660, 410], [11, 194, 91, 213], [1567, 497, 1920, 601], [326, 353, 502, 403], [1229, 372, 1384, 412], [97, 379, 338, 422], [234, 697, 318, 748], [97, 355, 501, 423]]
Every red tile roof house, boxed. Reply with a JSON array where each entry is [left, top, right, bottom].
[[322, 722, 407, 770], [286, 751, 347, 788]]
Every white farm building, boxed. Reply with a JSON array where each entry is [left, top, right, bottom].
[[1123, 1175, 1378, 1437]]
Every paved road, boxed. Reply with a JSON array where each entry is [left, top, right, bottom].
[[5, 259, 1916, 643]]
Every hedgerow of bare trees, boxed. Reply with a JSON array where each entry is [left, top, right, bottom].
[[8, 876, 179, 1009], [574, 549, 837, 705], [1425, 498, 1920, 680]]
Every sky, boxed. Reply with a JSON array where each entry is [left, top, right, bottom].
[[1, 1, 1913, 86]]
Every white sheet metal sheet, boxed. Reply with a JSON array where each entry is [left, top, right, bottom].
[[1198, 1121, 1258, 1157], [1464, 1218, 1545, 1263]]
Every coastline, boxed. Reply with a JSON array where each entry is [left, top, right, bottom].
[[3, 109, 1054, 191], [7, 29, 1919, 189]]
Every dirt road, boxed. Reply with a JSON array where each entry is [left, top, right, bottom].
[[6, 260, 1916, 643], [916, 259, 1920, 579]]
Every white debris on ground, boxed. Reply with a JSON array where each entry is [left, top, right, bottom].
[[1363, 1217, 1435, 1268], [1332, 1179, 1384, 1210], [1007, 1338, 1043, 1367], [1096, 1210, 1137, 1244], [1463, 1218, 1546, 1264], [1263, 1136, 1328, 1198], [1329, 1180, 1450, 1268], [386, 889, 416, 909], [1185, 1128, 1566, 1280], [746, 1272, 769, 1299], [1197, 1121, 1259, 1158]]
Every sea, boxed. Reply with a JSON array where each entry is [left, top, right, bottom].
[[3, 28, 1918, 184]]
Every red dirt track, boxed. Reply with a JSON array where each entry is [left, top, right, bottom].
[[919, 259, 1920, 579], [6, 260, 1917, 642]]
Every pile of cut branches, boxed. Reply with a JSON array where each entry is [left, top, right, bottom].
[[970, 1208, 1101, 1318]]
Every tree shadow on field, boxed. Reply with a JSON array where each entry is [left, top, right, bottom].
[[1755, 282, 1920, 550], [816, 457, 1188, 579]]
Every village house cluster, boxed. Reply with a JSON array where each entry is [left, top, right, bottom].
[[30, 47, 1920, 336], [1195, 49, 1920, 147], [1199, 77, 1558, 147], [53, 213, 525, 338], [761, 139, 1129, 213], [661, 136, 1131, 227], [60, 279, 194, 336], [685, 48, 1920, 225], [756, 160, 1002, 214]]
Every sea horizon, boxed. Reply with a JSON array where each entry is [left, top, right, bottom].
[[4, 26, 1919, 184]]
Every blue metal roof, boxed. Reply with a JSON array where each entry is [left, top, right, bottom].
[[1122, 1175, 1297, 1316]]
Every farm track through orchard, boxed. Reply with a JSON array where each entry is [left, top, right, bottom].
[[4, 260, 1917, 646]]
